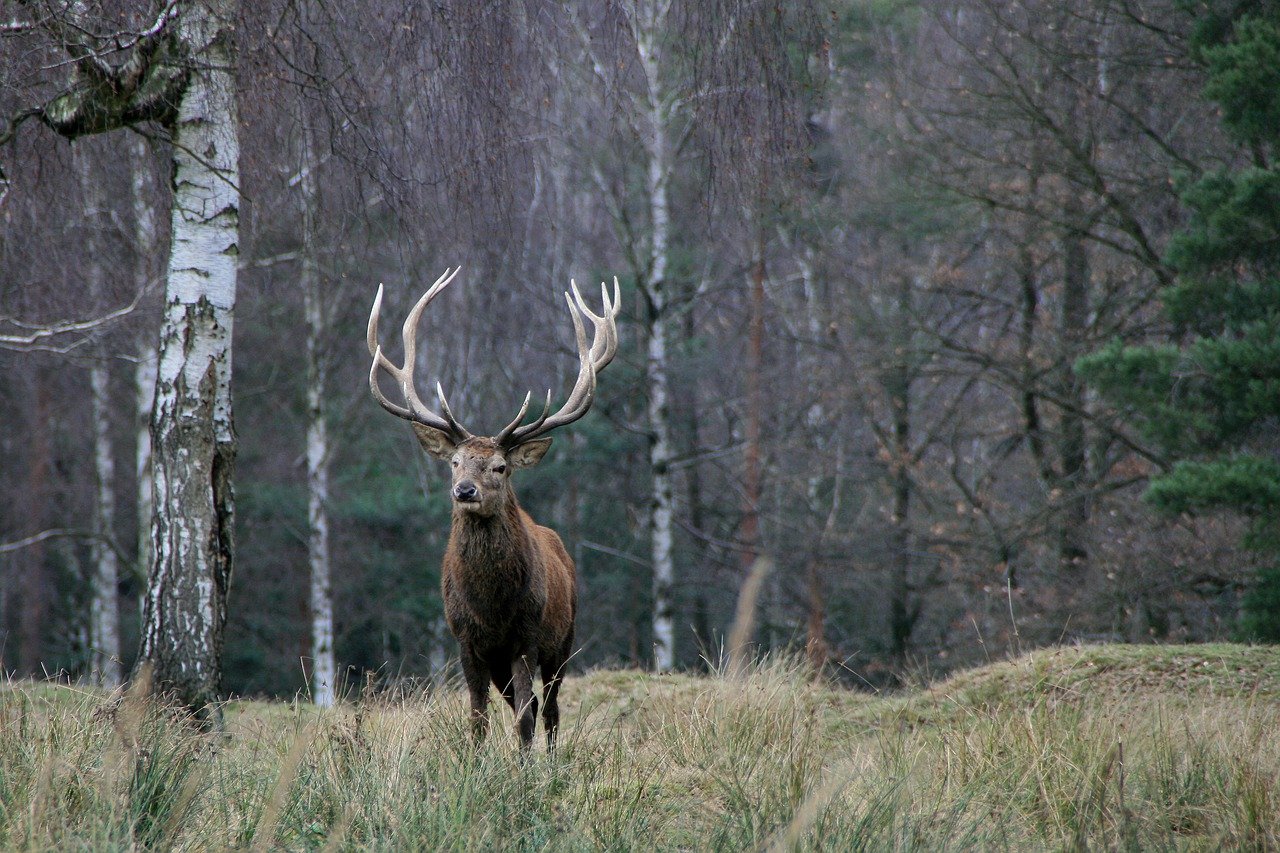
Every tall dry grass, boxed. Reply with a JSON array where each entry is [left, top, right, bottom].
[[2, 645, 1278, 850]]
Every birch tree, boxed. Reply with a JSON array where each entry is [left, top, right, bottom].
[[633, 2, 678, 672], [137, 0, 240, 723], [77, 144, 122, 689], [298, 117, 335, 707], [568, 0, 815, 669], [89, 356, 122, 687], [131, 137, 159, 609], [0, 0, 242, 718], [571, 0, 684, 671]]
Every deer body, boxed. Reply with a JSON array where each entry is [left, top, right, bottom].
[[444, 500, 576, 658], [368, 268, 617, 751], [430, 434, 577, 746]]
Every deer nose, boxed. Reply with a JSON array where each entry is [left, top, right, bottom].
[[454, 481, 478, 502]]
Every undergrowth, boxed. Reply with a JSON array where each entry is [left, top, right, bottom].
[[2, 644, 1278, 850]]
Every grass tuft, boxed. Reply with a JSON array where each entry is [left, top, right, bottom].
[[2, 643, 1279, 849]]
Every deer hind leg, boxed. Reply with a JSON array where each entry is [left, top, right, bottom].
[[540, 650, 568, 752], [489, 658, 517, 714], [511, 653, 538, 750], [459, 645, 491, 743], [490, 655, 538, 729]]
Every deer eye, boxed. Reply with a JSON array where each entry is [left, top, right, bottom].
[[492, 464, 507, 475]]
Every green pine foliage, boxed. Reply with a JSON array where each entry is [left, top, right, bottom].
[[1077, 4, 1280, 638], [1241, 566, 1280, 641], [1200, 15, 1280, 145], [1147, 457, 1280, 517]]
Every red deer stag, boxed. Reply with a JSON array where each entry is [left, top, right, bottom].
[[366, 267, 618, 751]]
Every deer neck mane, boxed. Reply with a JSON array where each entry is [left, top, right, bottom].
[[450, 488, 532, 579]]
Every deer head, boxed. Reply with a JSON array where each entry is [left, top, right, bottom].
[[367, 267, 620, 517]]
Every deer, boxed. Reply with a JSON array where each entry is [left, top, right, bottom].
[[366, 266, 619, 752]]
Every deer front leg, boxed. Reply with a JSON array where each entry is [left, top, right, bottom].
[[512, 652, 537, 750], [459, 645, 491, 743], [541, 643, 570, 753]]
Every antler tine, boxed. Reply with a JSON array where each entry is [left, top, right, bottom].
[[434, 381, 471, 441], [368, 345, 414, 420], [501, 278, 617, 447], [533, 290, 597, 427], [401, 266, 461, 368], [494, 388, 554, 445], [564, 287, 598, 402], [366, 283, 386, 357], [368, 311, 435, 422], [366, 270, 472, 442], [505, 391, 534, 434], [368, 345, 443, 429], [570, 277, 621, 372], [525, 388, 554, 434]]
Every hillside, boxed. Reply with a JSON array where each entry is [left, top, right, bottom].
[[3, 643, 1279, 849], [899, 642, 1280, 717]]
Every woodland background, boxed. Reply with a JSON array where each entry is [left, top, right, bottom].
[[1, 0, 1276, 700]]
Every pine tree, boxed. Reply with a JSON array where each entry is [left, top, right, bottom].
[[1078, 4, 1280, 638]]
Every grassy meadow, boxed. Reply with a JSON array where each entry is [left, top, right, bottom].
[[2, 644, 1279, 850]]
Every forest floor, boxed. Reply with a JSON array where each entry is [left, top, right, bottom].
[[3, 643, 1279, 850]]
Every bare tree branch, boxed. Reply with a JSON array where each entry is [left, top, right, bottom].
[[0, 289, 145, 351], [0, 527, 132, 565]]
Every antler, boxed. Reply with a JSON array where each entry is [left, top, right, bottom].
[[367, 267, 473, 443], [495, 277, 621, 448]]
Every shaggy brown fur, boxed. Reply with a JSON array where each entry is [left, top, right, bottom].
[[415, 428, 576, 751], [367, 272, 617, 749]]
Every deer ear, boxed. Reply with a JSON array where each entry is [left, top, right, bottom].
[[412, 423, 456, 460], [507, 437, 552, 469]]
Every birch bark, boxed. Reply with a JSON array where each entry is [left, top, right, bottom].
[[798, 248, 836, 670], [77, 145, 122, 689], [633, 0, 677, 672], [132, 137, 158, 604], [90, 360, 122, 688], [137, 0, 240, 724], [299, 118, 336, 708], [571, 0, 681, 670]]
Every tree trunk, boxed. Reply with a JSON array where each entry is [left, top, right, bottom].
[[135, 348, 156, 591], [18, 380, 52, 676], [886, 368, 914, 659], [90, 360, 122, 688], [636, 7, 677, 672], [1015, 157, 1044, 593], [741, 226, 769, 651], [682, 304, 712, 669], [300, 118, 335, 708], [132, 138, 158, 615], [137, 0, 240, 725], [1057, 203, 1091, 576], [648, 292, 676, 671], [78, 144, 122, 689], [885, 275, 916, 661], [429, 617, 449, 682], [741, 232, 764, 574], [798, 249, 829, 666]]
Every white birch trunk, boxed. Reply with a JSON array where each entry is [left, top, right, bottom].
[[635, 4, 677, 672], [135, 346, 156, 596], [132, 138, 158, 612], [429, 617, 449, 683], [138, 0, 240, 724], [299, 118, 336, 708], [90, 361, 122, 688], [77, 145, 122, 689], [648, 302, 675, 671]]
